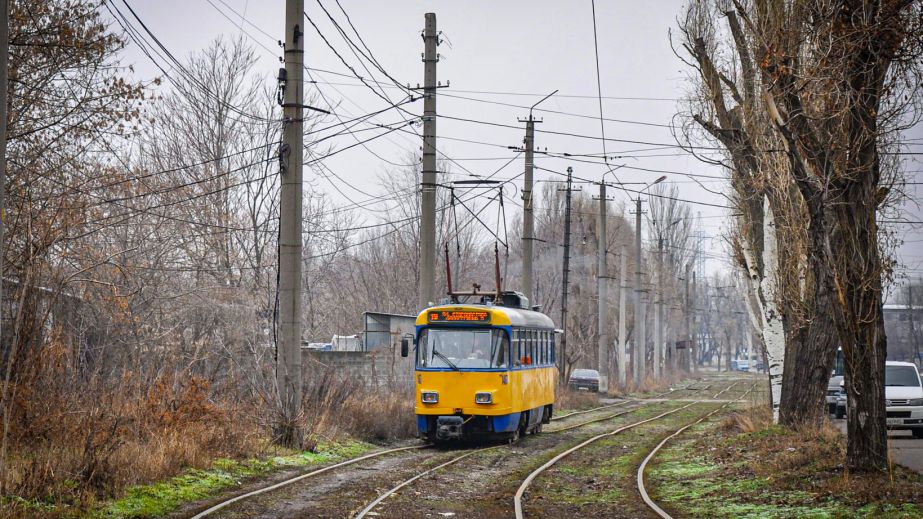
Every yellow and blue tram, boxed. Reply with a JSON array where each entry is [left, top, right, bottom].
[[403, 300, 558, 442]]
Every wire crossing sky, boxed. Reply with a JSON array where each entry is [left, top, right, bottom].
[[106, 0, 923, 284]]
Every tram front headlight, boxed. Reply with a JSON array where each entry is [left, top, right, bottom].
[[421, 391, 439, 404], [475, 392, 493, 404]]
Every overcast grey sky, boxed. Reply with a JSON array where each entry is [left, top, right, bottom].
[[109, 0, 923, 296]]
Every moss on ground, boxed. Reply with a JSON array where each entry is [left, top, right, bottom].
[[648, 419, 923, 519], [524, 402, 721, 516], [88, 440, 373, 519]]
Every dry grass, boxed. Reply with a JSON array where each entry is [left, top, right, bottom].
[[720, 403, 774, 433], [709, 410, 923, 508], [622, 371, 688, 395], [0, 342, 419, 513]]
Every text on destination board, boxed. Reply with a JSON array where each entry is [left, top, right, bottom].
[[428, 310, 490, 323]]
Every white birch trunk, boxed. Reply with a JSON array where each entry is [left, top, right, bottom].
[[740, 195, 786, 423]]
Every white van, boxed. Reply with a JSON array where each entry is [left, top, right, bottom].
[[885, 361, 923, 439]]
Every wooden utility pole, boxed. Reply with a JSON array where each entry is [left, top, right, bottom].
[[617, 244, 627, 387], [277, 0, 305, 447], [596, 183, 608, 393], [419, 13, 439, 309], [559, 167, 573, 383]]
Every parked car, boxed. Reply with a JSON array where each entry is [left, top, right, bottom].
[[834, 361, 923, 438], [885, 361, 923, 439], [827, 375, 844, 415], [568, 369, 601, 392], [731, 359, 750, 372]]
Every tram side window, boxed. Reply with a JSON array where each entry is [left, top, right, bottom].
[[541, 331, 547, 365], [529, 330, 536, 365], [550, 333, 556, 363], [512, 329, 521, 367], [537, 331, 544, 365]]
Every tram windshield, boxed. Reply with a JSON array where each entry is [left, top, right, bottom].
[[418, 328, 508, 369]]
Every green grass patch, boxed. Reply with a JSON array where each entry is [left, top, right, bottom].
[[92, 440, 374, 519], [648, 422, 923, 519]]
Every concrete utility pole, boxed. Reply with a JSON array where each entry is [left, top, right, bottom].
[[617, 244, 627, 387], [691, 269, 698, 373], [633, 197, 645, 385], [521, 116, 535, 303], [559, 167, 574, 383], [419, 13, 439, 309], [684, 262, 692, 372], [596, 183, 609, 393], [277, 0, 305, 447], [654, 238, 664, 379], [518, 91, 554, 304]]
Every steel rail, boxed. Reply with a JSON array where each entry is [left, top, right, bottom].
[[352, 445, 502, 519], [512, 401, 700, 519], [189, 445, 427, 518], [353, 399, 668, 518], [711, 380, 739, 399], [637, 381, 758, 518], [552, 381, 698, 422], [547, 401, 654, 433]]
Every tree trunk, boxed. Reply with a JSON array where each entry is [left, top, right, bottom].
[[779, 206, 839, 427], [836, 185, 888, 471]]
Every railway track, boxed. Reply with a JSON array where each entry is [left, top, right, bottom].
[[191, 392, 657, 518], [636, 381, 759, 519], [190, 377, 754, 518], [512, 401, 702, 519], [351, 397, 671, 518], [189, 445, 427, 518], [513, 378, 748, 519], [550, 380, 700, 422]]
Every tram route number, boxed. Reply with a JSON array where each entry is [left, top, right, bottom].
[[428, 310, 490, 323]]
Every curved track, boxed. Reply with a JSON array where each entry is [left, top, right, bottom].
[[636, 381, 759, 519], [512, 401, 701, 519], [551, 380, 699, 422], [190, 377, 759, 519], [351, 396, 664, 517], [189, 445, 426, 518], [513, 378, 754, 519], [353, 445, 503, 519]]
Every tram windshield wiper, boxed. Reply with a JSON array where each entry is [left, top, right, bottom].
[[432, 348, 460, 371]]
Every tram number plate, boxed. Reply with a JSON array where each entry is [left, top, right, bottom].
[[428, 310, 490, 323]]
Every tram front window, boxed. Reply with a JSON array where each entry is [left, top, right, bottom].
[[418, 328, 508, 369]]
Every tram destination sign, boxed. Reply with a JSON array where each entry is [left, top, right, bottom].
[[427, 309, 490, 323]]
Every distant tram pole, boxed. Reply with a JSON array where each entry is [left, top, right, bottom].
[[617, 244, 628, 387], [596, 182, 609, 393], [559, 167, 574, 383]]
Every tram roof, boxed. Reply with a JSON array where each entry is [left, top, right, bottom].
[[416, 303, 556, 328]]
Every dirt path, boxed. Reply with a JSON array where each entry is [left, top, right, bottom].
[[185, 375, 760, 519]]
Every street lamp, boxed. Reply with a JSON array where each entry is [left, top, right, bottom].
[[633, 174, 667, 384]]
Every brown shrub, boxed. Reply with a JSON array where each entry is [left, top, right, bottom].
[[720, 404, 773, 433], [1, 337, 265, 506]]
